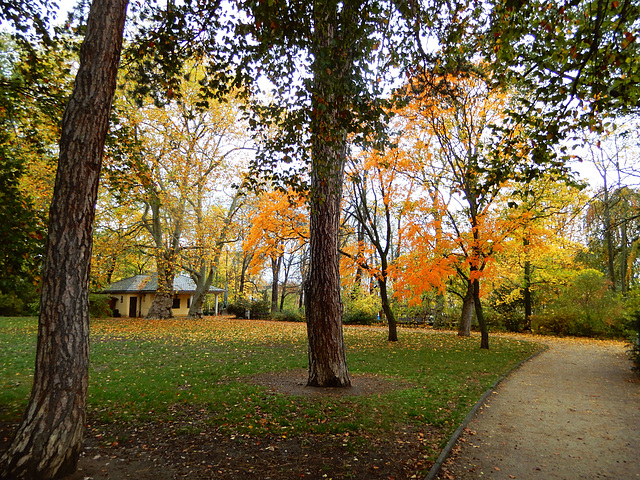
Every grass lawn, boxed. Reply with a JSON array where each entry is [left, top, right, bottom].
[[0, 316, 543, 479]]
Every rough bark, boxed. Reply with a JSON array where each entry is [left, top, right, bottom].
[[458, 279, 474, 337], [0, 1, 128, 478], [304, 0, 351, 388]]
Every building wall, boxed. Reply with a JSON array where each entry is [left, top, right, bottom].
[[110, 293, 193, 318]]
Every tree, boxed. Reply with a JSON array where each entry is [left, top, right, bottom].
[[184, 189, 244, 317], [0, 0, 129, 477], [343, 148, 414, 341], [245, 188, 309, 314], [222, 0, 403, 387], [580, 123, 640, 294], [392, 71, 549, 348], [90, 187, 150, 290], [488, 178, 588, 331], [105, 73, 246, 318], [0, 33, 76, 312], [486, 0, 640, 144], [403, 73, 513, 347]]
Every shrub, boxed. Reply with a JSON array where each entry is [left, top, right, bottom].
[[343, 291, 380, 325], [486, 285, 527, 332], [0, 293, 25, 316], [531, 269, 625, 338], [343, 309, 377, 325], [270, 309, 305, 323], [89, 293, 112, 318], [227, 298, 271, 319]]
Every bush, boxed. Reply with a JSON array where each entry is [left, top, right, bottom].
[[343, 309, 377, 325], [531, 269, 625, 338], [89, 293, 112, 318], [270, 309, 305, 323], [227, 298, 271, 319], [0, 293, 25, 316], [486, 285, 527, 333], [343, 291, 380, 325]]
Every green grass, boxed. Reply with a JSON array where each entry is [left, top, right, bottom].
[[0, 316, 543, 455]]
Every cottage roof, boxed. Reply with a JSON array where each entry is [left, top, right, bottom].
[[103, 274, 224, 294]]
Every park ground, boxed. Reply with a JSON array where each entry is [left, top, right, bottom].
[[1, 320, 638, 479]]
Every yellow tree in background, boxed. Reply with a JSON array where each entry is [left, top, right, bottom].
[[103, 69, 249, 318]]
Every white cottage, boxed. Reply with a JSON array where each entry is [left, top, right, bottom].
[[103, 274, 225, 318]]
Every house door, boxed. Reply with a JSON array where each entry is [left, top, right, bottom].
[[129, 297, 138, 317]]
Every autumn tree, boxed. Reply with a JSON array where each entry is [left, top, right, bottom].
[[0, 0, 129, 477], [245, 188, 309, 313], [0, 31, 77, 312], [343, 148, 415, 341], [394, 70, 559, 348], [105, 71, 247, 318], [90, 187, 151, 290], [488, 178, 588, 331], [182, 188, 245, 317], [580, 122, 640, 294]]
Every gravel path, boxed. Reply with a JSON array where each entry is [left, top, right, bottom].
[[436, 338, 640, 480]]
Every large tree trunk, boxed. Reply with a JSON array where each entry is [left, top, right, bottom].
[[305, 0, 351, 388], [146, 255, 175, 319], [458, 279, 474, 337], [0, 1, 128, 478]]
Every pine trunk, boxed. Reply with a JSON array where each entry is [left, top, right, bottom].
[[0, 1, 128, 478], [305, 0, 351, 388]]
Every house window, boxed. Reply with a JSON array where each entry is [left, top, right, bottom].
[[172, 297, 180, 309], [187, 297, 191, 309]]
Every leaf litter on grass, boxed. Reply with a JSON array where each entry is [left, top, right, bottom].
[[1, 316, 543, 479]]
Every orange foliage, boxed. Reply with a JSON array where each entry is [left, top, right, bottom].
[[244, 188, 308, 276]]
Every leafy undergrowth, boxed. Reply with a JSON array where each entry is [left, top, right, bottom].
[[0, 316, 543, 479]]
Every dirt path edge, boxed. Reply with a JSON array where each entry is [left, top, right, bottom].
[[424, 345, 548, 480]]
